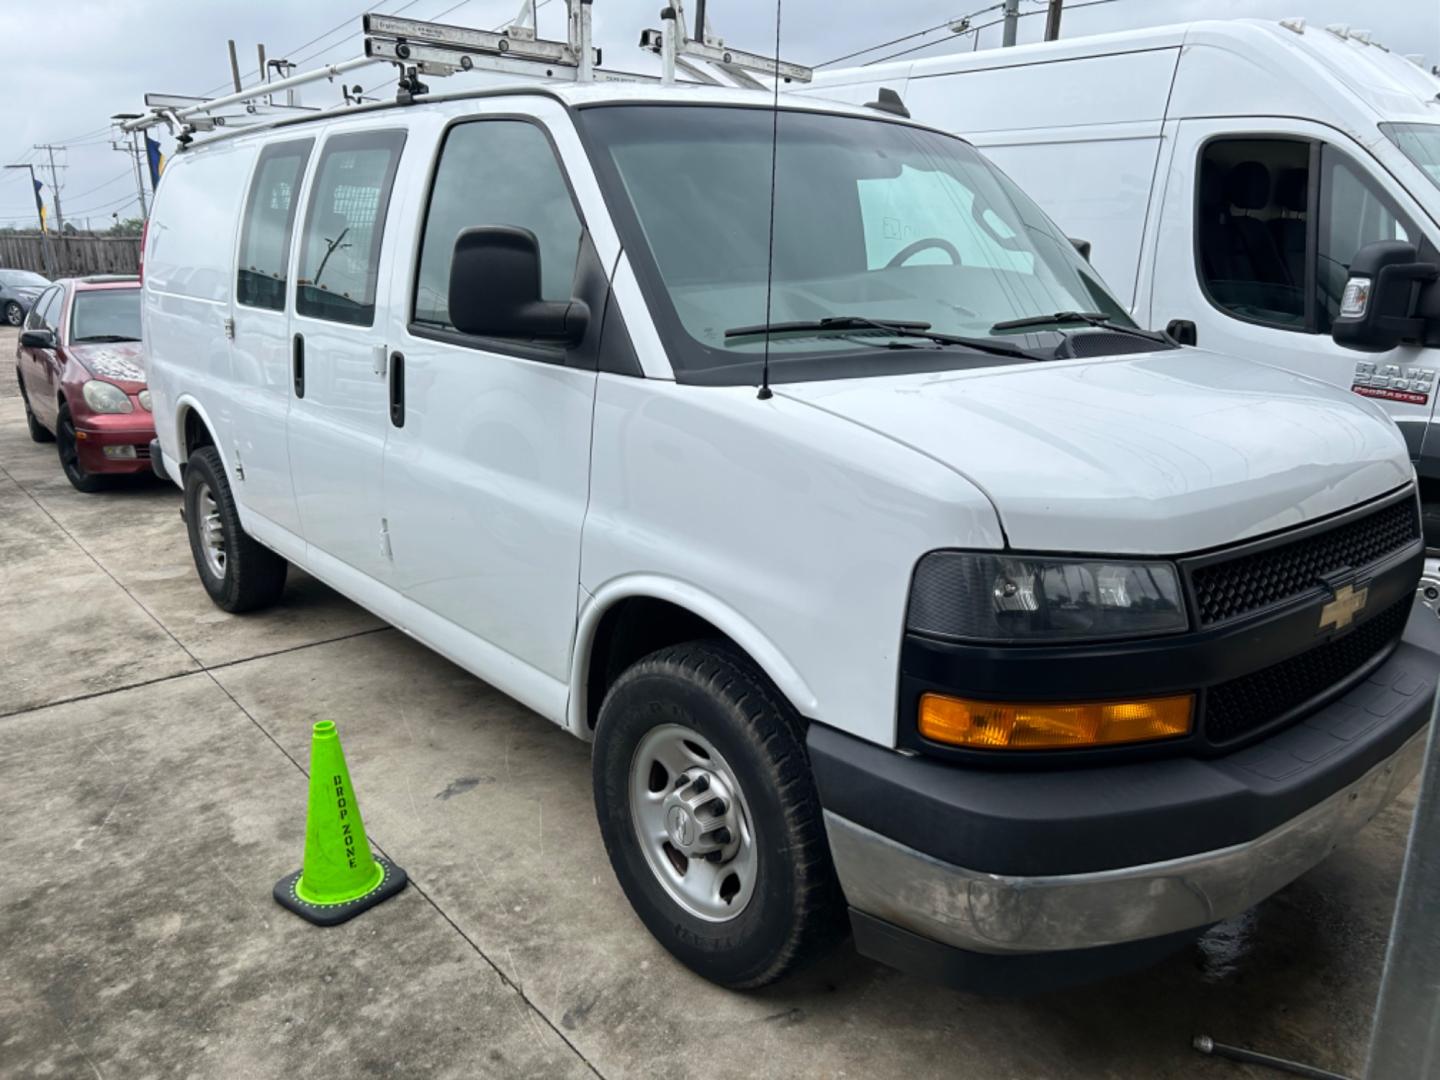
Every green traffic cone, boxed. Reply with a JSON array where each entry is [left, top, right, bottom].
[[273, 720, 407, 926]]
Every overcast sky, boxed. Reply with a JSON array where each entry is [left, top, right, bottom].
[[1, 0, 1436, 230]]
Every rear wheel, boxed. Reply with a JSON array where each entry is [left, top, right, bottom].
[[16, 374, 53, 442], [592, 641, 845, 989], [183, 446, 288, 612], [56, 404, 107, 492]]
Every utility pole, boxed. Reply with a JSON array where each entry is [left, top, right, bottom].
[[1002, 0, 1020, 47], [1044, 0, 1064, 41], [33, 145, 66, 235], [110, 115, 149, 219]]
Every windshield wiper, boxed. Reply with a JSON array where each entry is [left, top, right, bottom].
[[724, 316, 1036, 359], [72, 334, 139, 343], [990, 310, 1170, 344]]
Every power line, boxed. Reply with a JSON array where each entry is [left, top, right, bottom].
[[64, 167, 134, 203], [861, 0, 1123, 66], [815, 4, 1004, 68]]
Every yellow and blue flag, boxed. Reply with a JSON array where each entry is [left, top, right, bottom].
[[32, 178, 46, 234], [145, 135, 165, 190]]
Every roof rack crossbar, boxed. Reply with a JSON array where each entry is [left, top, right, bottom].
[[641, 0, 812, 86]]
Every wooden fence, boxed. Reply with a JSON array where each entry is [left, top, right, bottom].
[[0, 233, 140, 279]]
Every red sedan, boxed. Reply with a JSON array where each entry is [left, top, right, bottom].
[[14, 275, 152, 492]]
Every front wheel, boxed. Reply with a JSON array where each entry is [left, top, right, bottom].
[[592, 641, 845, 989], [4, 301, 22, 326], [56, 404, 106, 492], [183, 446, 288, 612]]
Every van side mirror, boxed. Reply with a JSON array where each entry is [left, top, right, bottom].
[[1069, 237, 1092, 262], [1332, 240, 1439, 353], [19, 328, 55, 349], [447, 226, 589, 344]]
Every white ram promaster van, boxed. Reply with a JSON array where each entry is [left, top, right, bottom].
[[809, 19, 1440, 542], [137, 11, 1435, 994]]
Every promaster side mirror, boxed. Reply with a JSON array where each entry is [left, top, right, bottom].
[[448, 226, 589, 345], [1332, 240, 1439, 353], [19, 328, 54, 349], [1070, 237, 1092, 263]]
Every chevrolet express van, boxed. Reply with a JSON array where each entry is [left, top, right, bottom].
[[809, 18, 1440, 544], [142, 78, 1435, 992]]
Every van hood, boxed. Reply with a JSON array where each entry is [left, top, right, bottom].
[[70, 341, 146, 389], [780, 349, 1413, 555]]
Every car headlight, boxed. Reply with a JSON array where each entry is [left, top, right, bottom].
[[908, 552, 1188, 642], [138, 389, 152, 412], [82, 379, 134, 414]]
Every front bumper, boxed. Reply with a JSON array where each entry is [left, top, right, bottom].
[[75, 413, 156, 475], [811, 633, 1438, 972]]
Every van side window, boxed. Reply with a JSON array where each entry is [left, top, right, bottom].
[[295, 130, 406, 327], [1315, 147, 1417, 332], [237, 139, 313, 311], [1196, 138, 1308, 329], [413, 120, 582, 333]]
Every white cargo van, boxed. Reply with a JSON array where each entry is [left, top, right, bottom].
[[809, 18, 1440, 542], [137, 12, 1435, 994]]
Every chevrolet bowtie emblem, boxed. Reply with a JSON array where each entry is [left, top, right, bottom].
[[1319, 584, 1369, 632]]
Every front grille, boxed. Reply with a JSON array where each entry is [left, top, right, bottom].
[[1190, 498, 1418, 626], [135, 444, 150, 459], [1204, 597, 1411, 744]]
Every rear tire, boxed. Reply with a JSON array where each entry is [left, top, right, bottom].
[[592, 641, 845, 989], [56, 403, 107, 492], [183, 446, 288, 613], [17, 375, 53, 442]]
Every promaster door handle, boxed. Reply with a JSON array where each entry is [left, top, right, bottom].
[[293, 333, 305, 398]]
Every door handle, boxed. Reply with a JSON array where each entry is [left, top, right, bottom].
[[389, 351, 405, 428], [293, 333, 305, 398]]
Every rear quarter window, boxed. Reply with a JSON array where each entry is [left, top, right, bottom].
[[145, 142, 252, 303]]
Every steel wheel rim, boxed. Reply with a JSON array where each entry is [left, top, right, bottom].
[[195, 481, 227, 579], [628, 723, 758, 922]]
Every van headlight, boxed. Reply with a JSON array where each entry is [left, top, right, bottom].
[[908, 552, 1187, 642], [82, 380, 134, 414]]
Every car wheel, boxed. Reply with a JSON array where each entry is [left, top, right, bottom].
[[183, 446, 288, 613], [592, 641, 845, 989], [4, 301, 21, 326], [56, 403, 107, 492], [17, 374, 53, 442]]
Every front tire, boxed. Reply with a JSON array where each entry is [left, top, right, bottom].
[[183, 446, 288, 612], [56, 403, 107, 492], [593, 641, 845, 989], [4, 301, 22, 326]]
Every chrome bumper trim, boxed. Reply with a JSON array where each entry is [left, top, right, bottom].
[[823, 725, 1427, 955]]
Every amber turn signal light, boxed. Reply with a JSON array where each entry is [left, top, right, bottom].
[[918, 692, 1194, 750]]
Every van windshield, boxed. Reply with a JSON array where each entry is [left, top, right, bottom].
[[578, 105, 1131, 384], [1383, 123, 1440, 193]]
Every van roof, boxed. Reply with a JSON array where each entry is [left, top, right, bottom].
[[170, 80, 896, 157], [811, 19, 1440, 129]]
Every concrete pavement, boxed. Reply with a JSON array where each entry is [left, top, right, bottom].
[[0, 323, 1421, 1078]]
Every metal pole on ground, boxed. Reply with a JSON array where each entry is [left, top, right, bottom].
[[1365, 691, 1440, 1078], [1001, 0, 1020, 46]]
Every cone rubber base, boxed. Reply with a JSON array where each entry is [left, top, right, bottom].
[[273, 856, 408, 926]]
